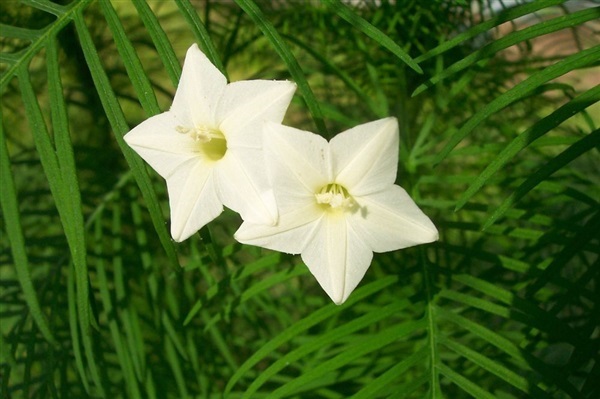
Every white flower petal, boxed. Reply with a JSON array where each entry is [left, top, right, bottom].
[[218, 80, 296, 146], [217, 148, 278, 225], [331, 117, 399, 196], [124, 112, 198, 178], [124, 44, 298, 243], [171, 44, 227, 127], [265, 123, 331, 203], [234, 202, 323, 254], [350, 185, 438, 252], [167, 159, 222, 242], [234, 119, 437, 304], [302, 215, 373, 304]]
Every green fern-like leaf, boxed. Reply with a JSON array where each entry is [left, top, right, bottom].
[[1, 0, 597, 398]]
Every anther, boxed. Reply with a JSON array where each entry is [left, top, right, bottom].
[[315, 183, 356, 211], [176, 125, 217, 143]]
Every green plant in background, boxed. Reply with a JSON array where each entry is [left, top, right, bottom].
[[1, 0, 598, 398]]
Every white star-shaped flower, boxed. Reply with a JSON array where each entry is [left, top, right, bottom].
[[124, 44, 296, 241], [235, 118, 438, 304]]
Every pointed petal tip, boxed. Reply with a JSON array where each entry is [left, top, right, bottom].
[[240, 210, 277, 227], [227, 187, 278, 226], [232, 223, 258, 245], [369, 116, 398, 133], [382, 117, 399, 138], [381, 115, 398, 125], [325, 286, 350, 305], [316, 272, 352, 306], [331, 294, 346, 306], [122, 118, 149, 146], [425, 222, 440, 243], [170, 214, 202, 243], [122, 129, 147, 149], [186, 42, 201, 56], [284, 79, 297, 91], [261, 188, 279, 226], [171, 219, 210, 243], [172, 235, 185, 243], [232, 230, 243, 243], [412, 223, 439, 247], [170, 226, 188, 243], [123, 132, 133, 146]]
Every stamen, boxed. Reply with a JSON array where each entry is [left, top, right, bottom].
[[176, 125, 227, 161], [176, 125, 220, 143], [315, 183, 356, 212]]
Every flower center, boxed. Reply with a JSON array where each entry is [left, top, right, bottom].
[[315, 183, 356, 212], [177, 125, 227, 161]]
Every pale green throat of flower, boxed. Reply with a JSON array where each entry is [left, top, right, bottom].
[[315, 183, 356, 212], [176, 125, 227, 161]]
